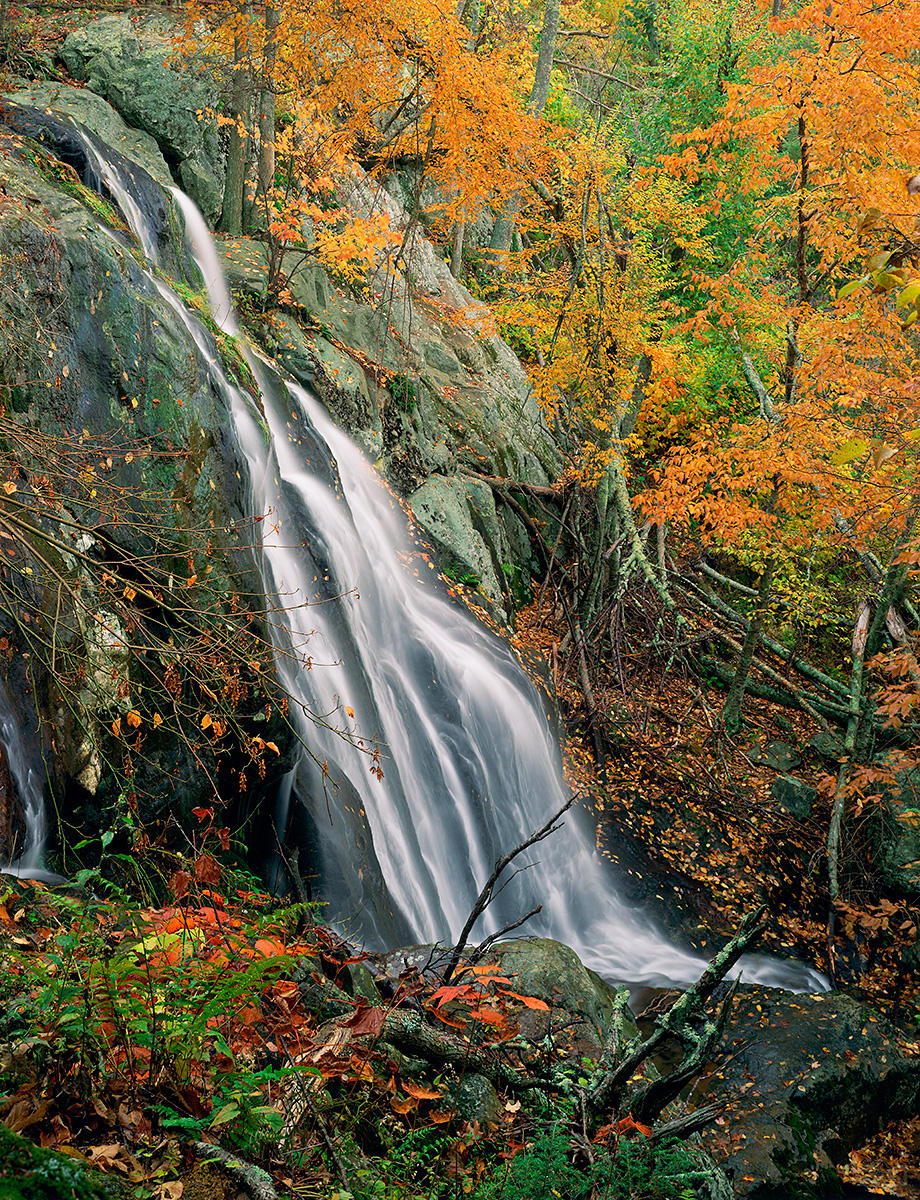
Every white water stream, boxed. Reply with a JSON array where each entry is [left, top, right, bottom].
[[0, 683, 46, 874], [167, 193, 826, 990], [0, 112, 828, 987]]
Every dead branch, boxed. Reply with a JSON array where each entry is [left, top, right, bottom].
[[441, 793, 578, 985]]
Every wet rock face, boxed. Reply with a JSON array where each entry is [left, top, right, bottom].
[[12, 35, 557, 615], [6, 83, 173, 189], [697, 988, 920, 1197], [0, 116, 251, 819], [59, 15, 225, 222]]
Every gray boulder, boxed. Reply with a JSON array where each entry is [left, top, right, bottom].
[[486, 937, 621, 1038], [872, 760, 920, 895], [697, 988, 920, 1197], [7, 82, 173, 189], [60, 15, 224, 222], [751, 740, 802, 771], [770, 774, 817, 820]]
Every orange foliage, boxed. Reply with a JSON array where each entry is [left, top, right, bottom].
[[636, 0, 920, 569]]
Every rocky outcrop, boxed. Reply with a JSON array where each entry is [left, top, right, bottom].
[[697, 988, 920, 1197], [872, 759, 920, 896], [6, 82, 173, 190], [14, 15, 559, 611], [59, 15, 224, 222], [0, 104, 253, 818]]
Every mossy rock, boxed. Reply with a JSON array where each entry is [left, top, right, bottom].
[[0, 1125, 124, 1200]]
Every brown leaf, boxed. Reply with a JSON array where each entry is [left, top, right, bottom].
[[341, 1004, 386, 1038], [402, 1080, 441, 1100], [169, 870, 192, 900]]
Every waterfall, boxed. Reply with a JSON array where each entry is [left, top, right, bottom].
[[0, 683, 46, 874], [0, 99, 827, 989], [168, 192, 825, 992]]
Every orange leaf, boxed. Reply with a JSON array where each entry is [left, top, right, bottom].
[[498, 989, 550, 1011], [402, 1080, 441, 1100], [254, 937, 284, 958]]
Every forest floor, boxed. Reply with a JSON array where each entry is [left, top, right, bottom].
[[510, 584, 920, 1198]]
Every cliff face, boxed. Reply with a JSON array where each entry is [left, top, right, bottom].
[[0, 96, 263, 827], [0, 14, 557, 831], [11, 13, 558, 612]]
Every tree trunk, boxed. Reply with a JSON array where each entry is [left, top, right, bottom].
[[219, 35, 250, 235], [258, 0, 280, 210], [722, 560, 773, 732], [450, 220, 465, 278], [489, 0, 560, 258]]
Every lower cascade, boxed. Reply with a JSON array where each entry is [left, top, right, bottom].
[[2, 108, 825, 990], [0, 683, 45, 875]]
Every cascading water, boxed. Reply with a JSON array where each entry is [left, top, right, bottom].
[[0, 102, 826, 989], [169, 193, 825, 991], [0, 683, 46, 875]]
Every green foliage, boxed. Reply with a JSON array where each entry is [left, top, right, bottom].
[[388, 372, 419, 414], [0, 1125, 123, 1200], [472, 1129, 712, 1200], [474, 1129, 598, 1200]]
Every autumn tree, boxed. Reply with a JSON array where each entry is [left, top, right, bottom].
[[174, 0, 547, 302]]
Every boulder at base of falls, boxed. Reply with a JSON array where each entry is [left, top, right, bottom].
[[376, 937, 624, 1044], [59, 15, 224, 222], [695, 987, 920, 1198]]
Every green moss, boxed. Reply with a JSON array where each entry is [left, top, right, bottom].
[[166, 278, 258, 394], [25, 142, 125, 231], [0, 1125, 124, 1200]]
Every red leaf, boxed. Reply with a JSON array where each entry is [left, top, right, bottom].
[[342, 1004, 386, 1038], [429, 985, 470, 1008]]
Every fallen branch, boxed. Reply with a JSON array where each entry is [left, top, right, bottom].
[[681, 578, 849, 699], [585, 907, 766, 1126], [462, 470, 561, 499], [441, 793, 578, 985], [697, 654, 849, 726], [296, 966, 559, 1094], [191, 1143, 277, 1200]]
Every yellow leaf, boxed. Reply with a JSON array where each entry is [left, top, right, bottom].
[[126, 710, 142, 729], [345, 705, 355, 719], [152, 713, 163, 728], [830, 438, 868, 467], [265, 741, 280, 755], [201, 714, 213, 730]]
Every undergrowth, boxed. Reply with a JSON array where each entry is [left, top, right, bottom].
[[0, 851, 728, 1200]]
